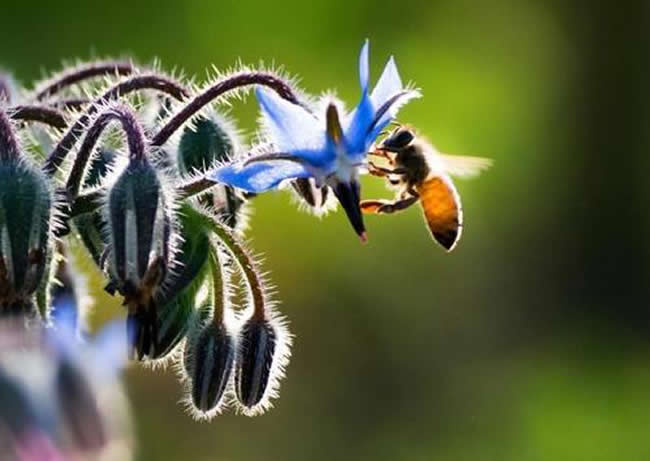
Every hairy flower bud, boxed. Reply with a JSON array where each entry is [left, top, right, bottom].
[[186, 323, 235, 415], [178, 114, 247, 229], [235, 316, 277, 410], [106, 154, 172, 358], [181, 304, 211, 376], [128, 204, 217, 362], [0, 156, 52, 313], [107, 158, 169, 288], [142, 214, 211, 361], [178, 115, 234, 172]]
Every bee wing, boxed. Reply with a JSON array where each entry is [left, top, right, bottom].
[[417, 176, 462, 252], [438, 154, 493, 179]]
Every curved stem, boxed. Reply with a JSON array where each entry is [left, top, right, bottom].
[[67, 104, 146, 198], [204, 215, 265, 320], [178, 177, 216, 199], [0, 110, 20, 162], [9, 105, 67, 130], [152, 72, 301, 147], [208, 248, 225, 325], [43, 73, 189, 176], [35, 60, 135, 101], [52, 98, 92, 111]]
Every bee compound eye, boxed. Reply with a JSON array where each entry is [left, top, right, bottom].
[[384, 129, 414, 150]]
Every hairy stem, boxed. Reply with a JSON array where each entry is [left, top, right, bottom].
[[152, 72, 300, 147], [178, 177, 216, 199], [208, 248, 225, 325], [9, 105, 67, 130], [204, 215, 265, 320], [43, 73, 189, 176], [35, 60, 135, 101], [66, 104, 146, 198], [52, 98, 92, 111], [0, 110, 20, 161]]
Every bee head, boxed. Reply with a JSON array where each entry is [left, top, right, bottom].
[[381, 127, 415, 152]]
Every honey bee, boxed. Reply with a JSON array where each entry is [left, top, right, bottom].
[[361, 126, 491, 251]]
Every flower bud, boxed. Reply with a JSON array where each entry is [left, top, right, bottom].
[[187, 323, 235, 415], [106, 156, 172, 357], [0, 160, 52, 312], [133, 206, 212, 361], [234, 315, 288, 413], [107, 158, 170, 288], [178, 115, 234, 173], [181, 304, 211, 376], [178, 114, 247, 229]]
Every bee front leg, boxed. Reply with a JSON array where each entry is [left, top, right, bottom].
[[361, 195, 419, 214], [367, 162, 408, 177], [368, 149, 395, 165]]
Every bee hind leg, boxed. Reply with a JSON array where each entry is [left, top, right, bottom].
[[361, 195, 418, 214]]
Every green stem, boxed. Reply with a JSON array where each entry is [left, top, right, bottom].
[[178, 177, 216, 200], [208, 247, 225, 325], [204, 215, 265, 320]]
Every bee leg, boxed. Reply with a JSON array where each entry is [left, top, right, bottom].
[[368, 162, 408, 177], [368, 149, 395, 164], [402, 187, 420, 199], [361, 195, 418, 214]]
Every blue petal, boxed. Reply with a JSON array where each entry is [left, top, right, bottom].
[[208, 160, 312, 193], [358, 40, 370, 93], [367, 89, 421, 142], [256, 88, 323, 154], [92, 320, 129, 376], [344, 93, 374, 155], [370, 56, 403, 109]]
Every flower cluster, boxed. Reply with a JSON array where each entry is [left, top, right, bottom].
[[0, 317, 132, 460], [0, 41, 418, 420]]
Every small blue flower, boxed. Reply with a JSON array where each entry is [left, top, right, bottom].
[[208, 40, 420, 241]]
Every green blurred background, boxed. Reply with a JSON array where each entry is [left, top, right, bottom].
[[3, 0, 650, 459]]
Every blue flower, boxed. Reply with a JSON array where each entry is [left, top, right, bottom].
[[208, 40, 420, 241]]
